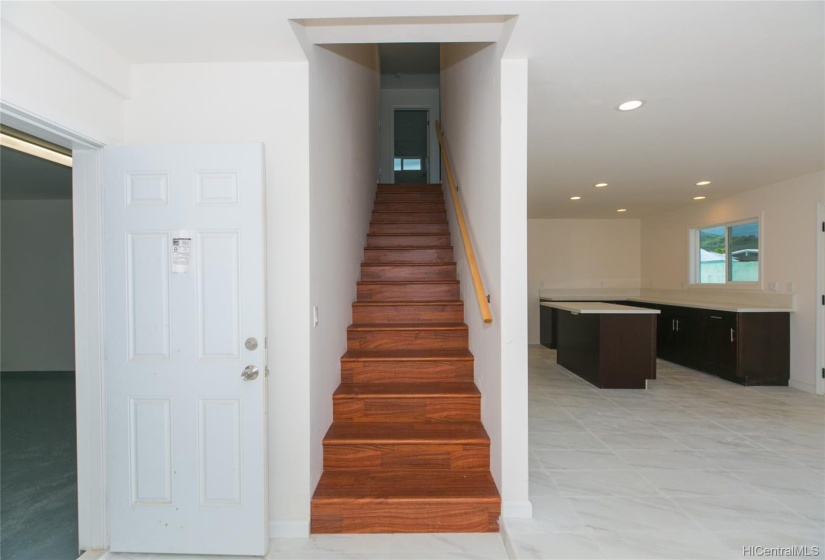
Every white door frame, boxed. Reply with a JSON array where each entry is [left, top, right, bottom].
[[1, 101, 109, 550], [817, 202, 825, 395]]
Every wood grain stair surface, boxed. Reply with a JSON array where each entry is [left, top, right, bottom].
[[312, 182, 499, 533], [351, 301, 464, 323], [356, 280, 460, 301], [366, 233, 452, 247], [324, 421, 489, 443], [311, 470, 500, 533]]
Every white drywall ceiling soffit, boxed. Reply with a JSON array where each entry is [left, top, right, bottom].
[[292, 15, 515, 45]]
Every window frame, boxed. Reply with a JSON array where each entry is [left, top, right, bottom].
[[393, 156, 424, 172], [688, 215, 763, 289]]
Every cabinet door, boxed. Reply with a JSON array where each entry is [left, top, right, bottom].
[[704, 312, 738, 378], [540, 305, 554, 349], [674, 310, 704, 368], [657, 312, 678, 361]]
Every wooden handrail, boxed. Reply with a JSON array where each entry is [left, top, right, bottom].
[[434, 120, 493, 324]]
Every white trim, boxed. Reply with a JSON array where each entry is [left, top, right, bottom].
[[1, 103, 108, 550], [790, 379, 817, 394], [501, 500, 533, 519], [817, 202, 825, 395], [269, 520, 310, 538], [0, 99, 106, 149], [72, 150, 108, 550]]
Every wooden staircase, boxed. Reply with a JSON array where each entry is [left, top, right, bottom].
[[311, 183, 501, 533]]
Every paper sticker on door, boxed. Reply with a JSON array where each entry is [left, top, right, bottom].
[[172, 230, 193, 273]]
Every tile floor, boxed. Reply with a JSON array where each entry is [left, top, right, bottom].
[[505, 345, 824, 559], [82, 346, 824, 560]]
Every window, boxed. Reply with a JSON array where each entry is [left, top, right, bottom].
[[694, 219, 759, 284], [393, 157, 422, 171]]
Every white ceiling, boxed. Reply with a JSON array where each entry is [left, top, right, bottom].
[[55, 1, 825, 219]]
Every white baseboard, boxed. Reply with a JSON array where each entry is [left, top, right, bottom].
[[78, 550, 107, 560], [501, 500, 533, 519], [269, 520, 310, 538], [789, 379, 817, 394]]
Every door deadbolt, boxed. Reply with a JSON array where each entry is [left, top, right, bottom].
[[245, 337, 258, 351]]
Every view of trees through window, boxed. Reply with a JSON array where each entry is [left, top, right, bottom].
[[698, 221, 759, 283]]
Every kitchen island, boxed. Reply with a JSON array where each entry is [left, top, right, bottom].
[[542, 302, 660, 389]]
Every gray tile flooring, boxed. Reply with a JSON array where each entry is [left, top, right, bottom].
[[504, 345, 825, 559], [0, 372, 79, 560]]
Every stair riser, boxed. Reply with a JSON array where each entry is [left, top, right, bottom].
[[372, 213, 447, 223], [361, 264, 455, 281], [373, 202, 446, 212], [323, 444, 489, 470], [352, 303, 464, 323], [375, 192, 444, 203], [341, 360, 474, 383], [333, 397, 480, 422], [363, 248, 454, 264], [377, 184, 443, 194], [367, 235, 451, 248], [369, 223, 450, 234], [311, 503, 500, 533], [347, 329, 468, 350], [357, 283, 459, 301]]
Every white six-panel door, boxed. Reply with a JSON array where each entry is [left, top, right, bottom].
[[103, 144, 267, 555]]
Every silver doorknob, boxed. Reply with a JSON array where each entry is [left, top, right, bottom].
[[241, 365, 259, 381]]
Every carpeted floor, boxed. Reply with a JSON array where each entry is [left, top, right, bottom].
[[1, 372, 79, 560]]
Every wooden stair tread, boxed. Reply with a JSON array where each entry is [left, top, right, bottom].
[[357, 279, 459, 284], [348, 322, 466, 331], [313, 470, 498, 502], [352, 300, 462, 306], [333, 382, 480, 398], [342, 349, 473, 361], [325, 421, 489, 443], [361, 262, 455, 266], [364, 246, 453, 250], [368, 233, 449, 237]]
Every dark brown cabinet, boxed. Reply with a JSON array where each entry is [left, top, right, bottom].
[[644, 303, 789, 386], [541, 299, 790, 386], [656, 305, 704, 369], [704, 311, 738, 379]]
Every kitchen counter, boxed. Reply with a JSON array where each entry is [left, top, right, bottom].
[[552, 305, 657, 389], [626, 297, 794, 313], [542, 302, 661, 315]]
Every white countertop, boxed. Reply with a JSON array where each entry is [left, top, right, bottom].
[[542, 302, 661, 315], [626, 297, 794, 313]]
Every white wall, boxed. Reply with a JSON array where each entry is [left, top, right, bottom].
[[124, 61, 313, 534], [1, 5, 127, 144], [1, 200, 75, 371], [641, 171, 825, 392], [377, 88, 441, 184], [441, 42, 531, 517], [306, 44, 380, 499], [527, 219, 642, 343]]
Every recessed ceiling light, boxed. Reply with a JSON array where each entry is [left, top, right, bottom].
[[570, 196, 581, 200], [696, 181, 712, 186], [617, 208, 627, 212], [617, 100, 644, 111], [595, 183, 608, 188], [693, 196, 706, 200]]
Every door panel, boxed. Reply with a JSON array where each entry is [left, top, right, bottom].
[[394, 110, 428, 184], [104, 144, 267, 556]]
